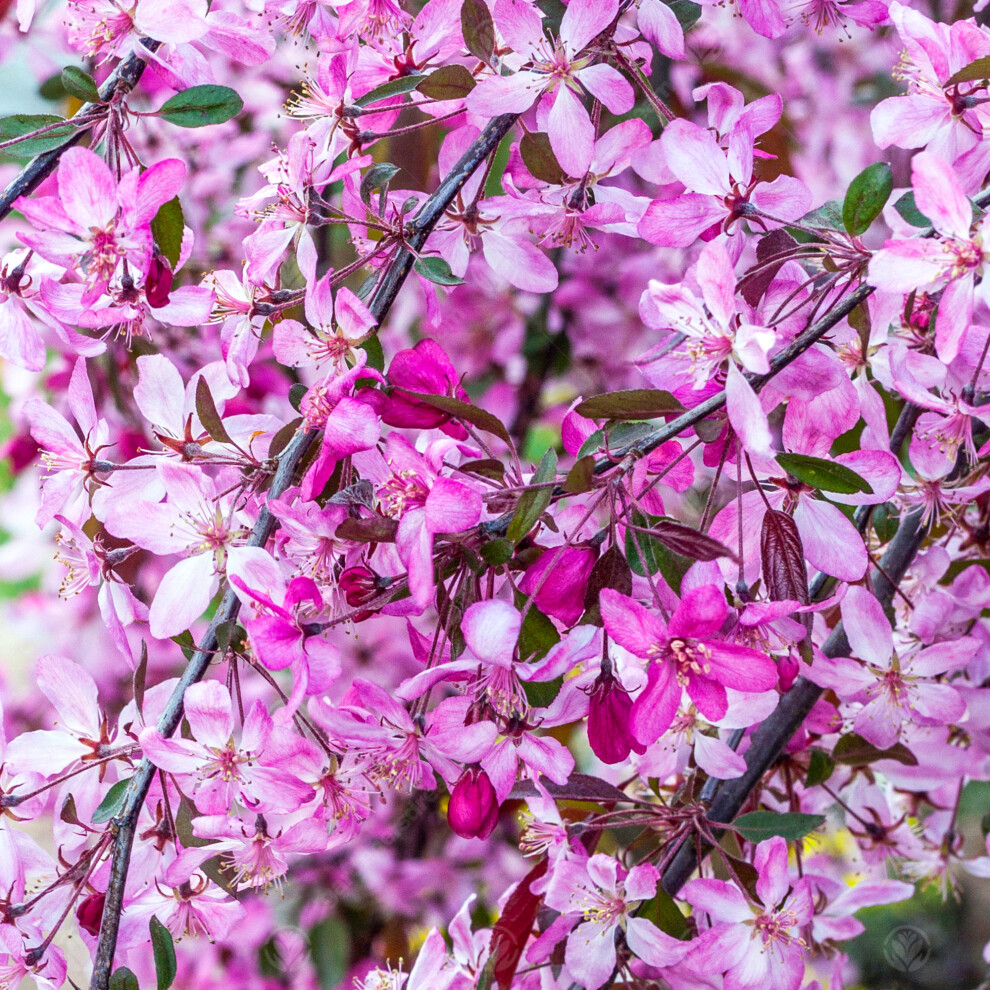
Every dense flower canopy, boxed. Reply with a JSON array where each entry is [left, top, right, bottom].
[[0, 0, 988, 988]]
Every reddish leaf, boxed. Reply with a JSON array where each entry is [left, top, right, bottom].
[[509, 773, 629, 803], [739, 229, 799, 306], [651, 519, 737, 562], [582, 546, 632, 624], [336, 516, 399, 543], [760, 509, 809, 605], [490, 857, 549, 990]]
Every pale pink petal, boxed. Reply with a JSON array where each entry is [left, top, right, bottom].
[[560, 0, 618, 52], [462, 599, 521, 666], [911, 151, 972, 239], [548, 84, 595, 179], [637, 0, 685, 58], [149, 554, 218, 639]]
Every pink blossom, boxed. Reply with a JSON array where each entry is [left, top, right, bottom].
[[684, 837, 814, 990], [600, 586, 778, 744], [466, 0, 632, 178], [544, 854, 689, 989]]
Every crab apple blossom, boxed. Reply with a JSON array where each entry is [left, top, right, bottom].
[[2, 0, 990, 988]]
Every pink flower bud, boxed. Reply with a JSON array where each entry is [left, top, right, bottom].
[[588, 670, 647, 765], [778, 653, 798, 692], [448, 766, 498, 839], [145, 255, 174, 309], [76, 892, 105, 936]]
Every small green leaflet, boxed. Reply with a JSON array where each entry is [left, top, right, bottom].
[[392, 390, 511, 444], [150, 916, 177, 990], [506, 447, 557, 542], [775, 452, 873, 495], [109, 968, 140, 990], [732, 810, 825, 842], [92, 777, 131, 824], [61, 66, 100, 103], [150, 197, 184, 269], [832, 731, 918, 766], [414, 256, 465, 285], [842, 162, 893, 236], [945, 55, 990, 86], [416, 64, 475, 101], [0, 114, 78, 158], [158, 85, 243, 128], [354, 74, 423, 107], [893, 191, 931, 228]]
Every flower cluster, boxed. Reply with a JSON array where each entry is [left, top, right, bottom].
[[0, 0, 987, 989]]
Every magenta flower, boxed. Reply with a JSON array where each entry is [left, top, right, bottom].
[[870, 3, 990, 161], [684, 837, 813, 990], [545, 854, 689, 989], [17, 147, 185, 304], [807, 585, 975, 749], [638, 116, 810, 248], [586, 668, 647, 765], [447, 765, 499, 840], [466, 0, 633, 178], [140, 680, 315, 814], [600, 586, 778, 744], [868, 151, 990, 362], [383, 338, 471, 439]]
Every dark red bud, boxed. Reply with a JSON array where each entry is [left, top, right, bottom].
[[448, 766, 499, 839], [338, 566, 382, 621], [145, 256, 174, 309], [76, 892, 105, 936], [587, 671, 647, 765]]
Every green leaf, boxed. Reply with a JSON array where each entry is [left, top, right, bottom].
[[945, 56, 990, 86], [109, 968, 140, 990], [150, 197, 184, 269], [359, 162, 400, 215], [893, 190, 931, 228], [832, 732, 919, 767], [150, 916, 177, 990], [562, 455, 595, 494], [61, 66, 100, 103], [480, 538, 514, 566], [668, 0, 702, 30], [170, 629, 196, 659], [775, 452, 873, 495], [462, 0, 496, 62], [624, 509, 691, 593], [640, 887, 692, 939], [523, 675, 563, 708], [416, 64, 476, 101], [288, 382, 308, 413], [92, 778, 131, 824], [517, 600, 559, 662], [576, 389, 683, 421], [872, 501, 901, 543], [842, 162, 893, 236], [393, 390, 512, 445], [520, 132, 566, 185], [414, 256, 465, 285], [359, 333, 385, 371], [804, 748, 835, 788], [800, 199, 845, 231], [354, 74, 424, 107], [0, 114, 78, 158], [310, 916, 351, 990], [158, 85, 243, 128], [733, 811, 825, 843], [576, 428, 605, 459], [195, 375, 232, 444], [507, 447, 557, 542]]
